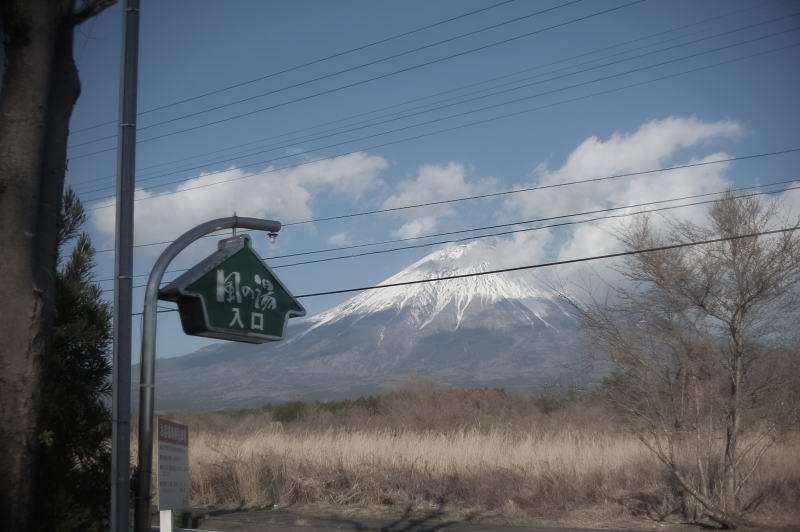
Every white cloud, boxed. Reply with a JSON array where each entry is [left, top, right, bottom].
[[382, 162, 498, 238], [92, 152, 388, 255], [551, 115, 740, 178], [484, 116, 745, 289], [292, 152, 387, 198], [479, 229, 555, 269], [327, 231, 353, 247], [392, 217, 439, 240], [505, 116, 741, 221]]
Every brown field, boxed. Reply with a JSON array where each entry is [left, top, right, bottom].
[[156, 385, 800, 528]]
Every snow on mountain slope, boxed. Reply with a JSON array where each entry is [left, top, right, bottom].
[[305, 241, 553, 332], [147, 241, 590, 411]]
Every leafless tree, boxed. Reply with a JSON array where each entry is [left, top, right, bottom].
[[565, 191, 800, 528], [0, 1, 115, 530]]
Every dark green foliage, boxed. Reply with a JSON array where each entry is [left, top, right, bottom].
[[270, 401, 308, 423], [314, 395, 381, 416], [35, 189, 112, 531]]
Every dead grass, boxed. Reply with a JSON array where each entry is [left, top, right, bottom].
[[149, 386, 800, 527], [192, 426, 639, 505]]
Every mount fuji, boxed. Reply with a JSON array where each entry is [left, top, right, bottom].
[[147, 242, 591, 411]]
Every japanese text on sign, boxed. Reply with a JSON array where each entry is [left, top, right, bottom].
[[217, 269, 277, 331]]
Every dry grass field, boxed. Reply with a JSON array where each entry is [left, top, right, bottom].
[[161, 385, 800, 528]]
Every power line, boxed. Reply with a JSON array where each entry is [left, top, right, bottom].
[[70, 0, 644, 157], [132, 225, 799, 310], [70, 0, 768, 189], [91, 46, 800, 293], [272, 185, 800, 269], [283, 150, 800, 226], [273, 181, 800, 260], [132, 2, 596, 135], [69, 0, 585, 148], [71, 0, 520, 135], [293, 226, 798, 298], [97, 181, 800, 288], [83, 36, 800, 204], [314, 226, 800, 297], [75, 13, 797, 196], [130, 9, 800, 143], [90, 147, 800, 254]]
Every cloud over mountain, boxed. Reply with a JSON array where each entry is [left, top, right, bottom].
[[92, 152, 388, 255]]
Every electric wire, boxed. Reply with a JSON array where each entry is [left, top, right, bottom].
[[126, 2, 596, 134], [69, 0, 644, 157], [82, 18, 800, 197], [292, 226, 799, 298], [74, 12, 797, 196], [82, 35, 800, 204], [69, 0, 586, 148], [274, 185, 800, 269], [70, 0, 520, 134], [130, 224, 799, 314], [276, 182, 797, 259], [99, 179, 800, 283], [130, 9, 800, 141], [98, 180, 800, 289], [70, 0, 768, 189], [91, 147, 800, 255]]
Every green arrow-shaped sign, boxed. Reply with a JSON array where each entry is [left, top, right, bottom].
[[159, 235, 305, 343]]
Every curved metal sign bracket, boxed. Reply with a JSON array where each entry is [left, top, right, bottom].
[[134, 216, 281, 531]]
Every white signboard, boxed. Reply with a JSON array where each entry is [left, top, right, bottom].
[[157, 417, 190, 510]]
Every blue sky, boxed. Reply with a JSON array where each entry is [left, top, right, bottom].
[[65, 0, 800, 360]]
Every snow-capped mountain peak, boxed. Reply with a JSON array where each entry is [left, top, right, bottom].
[[308, 242, 551, 330], [148, 241, 587, 411]]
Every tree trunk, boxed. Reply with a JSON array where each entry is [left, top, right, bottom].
[[671, 469, 747, 529], [0, 1, 79, 530], [724, 327, 744, 513]]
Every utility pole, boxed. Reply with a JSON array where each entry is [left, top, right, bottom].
[[111, 0, 140, 530]]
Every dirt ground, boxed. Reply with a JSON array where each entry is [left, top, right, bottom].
[[161, 504, 772, 532]]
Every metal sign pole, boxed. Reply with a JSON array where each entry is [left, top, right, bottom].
[[133, 216, 280, 532]]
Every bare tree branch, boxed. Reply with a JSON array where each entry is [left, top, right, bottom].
[[562, 191, 800, 527]]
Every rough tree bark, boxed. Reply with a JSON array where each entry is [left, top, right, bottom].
[[0, 1, 114, 530]]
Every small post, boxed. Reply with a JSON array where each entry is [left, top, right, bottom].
[[159, 510, 172, 532]]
